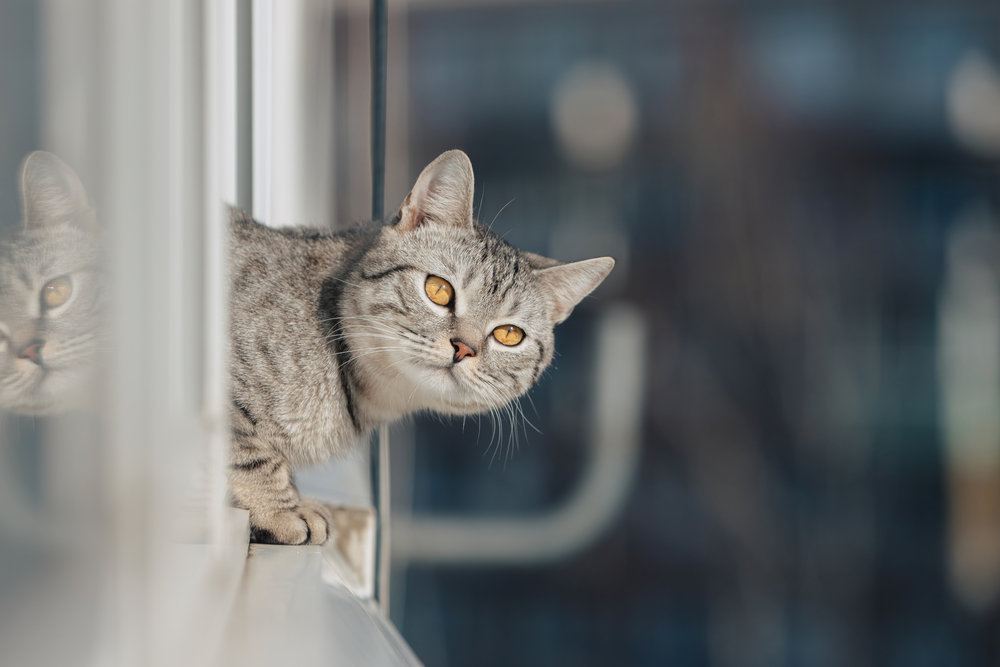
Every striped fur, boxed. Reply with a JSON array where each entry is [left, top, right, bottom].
[[229, 150, 613, 545]]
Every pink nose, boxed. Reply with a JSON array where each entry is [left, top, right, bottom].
[[451, 339, 476, 362], [18, 341, 44, 366]]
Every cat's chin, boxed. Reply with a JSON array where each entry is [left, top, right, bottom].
[[3, 370, 97, 415], [420, 375, 514, 416], [381, 367, 485, 416], [4, 387, 61, 415]]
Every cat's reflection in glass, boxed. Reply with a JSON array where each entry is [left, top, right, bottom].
[[0, 152, 105, 558], [0, 152, 104, 416]]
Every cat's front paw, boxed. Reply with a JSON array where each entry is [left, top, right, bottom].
[[251, 499, 334, 545]]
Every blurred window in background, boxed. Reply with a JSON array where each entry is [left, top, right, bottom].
[[360, 2, 1000, 666]]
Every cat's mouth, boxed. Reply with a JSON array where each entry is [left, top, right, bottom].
[[19, 359, 80, 397], [424, 362, 462, 385], [23, 370, 54, 400], [21, 359, 53, 379], [4, 371, 55, 413], [11, 366, 91, 414]]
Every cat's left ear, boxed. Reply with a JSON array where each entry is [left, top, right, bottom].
[[537, 257, 615, 324], [395, 150, 474, 232], [19, 151, 98, 234]]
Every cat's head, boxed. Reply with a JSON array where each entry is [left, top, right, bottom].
[[337, 150, 613, 418], [0, 152, 103, 414]]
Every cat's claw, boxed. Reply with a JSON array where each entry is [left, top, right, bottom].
[[252, 499, 334, 546]]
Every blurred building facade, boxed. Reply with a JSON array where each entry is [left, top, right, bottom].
[[379, 2, 1000, 666]]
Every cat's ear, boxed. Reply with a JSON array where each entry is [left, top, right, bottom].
[[537, 257, 615, 324], [395, 150, 474, 232], [521, 250, 561, 270], [20, 151, 98, 234]]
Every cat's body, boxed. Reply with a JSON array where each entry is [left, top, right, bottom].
[[0, 153, 103, 415], [230, 215, 358, 467], [229, 150, 613, 544]]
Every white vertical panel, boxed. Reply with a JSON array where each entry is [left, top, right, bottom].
[[40, 0, 100, 182], [253, 0, 336, 227], [105, 0, 160, 662], [205, 0, 237, 551], [32, 1, 247, 664], [215, 0, 239, 207], [268, 1, 305, 226], [252, 0, 273, 223]]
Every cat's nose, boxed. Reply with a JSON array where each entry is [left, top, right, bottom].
[[451, 339, 476, 362], [18, 340, 45, 366]]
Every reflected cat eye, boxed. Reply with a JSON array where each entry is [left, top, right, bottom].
[[493, 325, 524, 346], [425, 275, 454, 306], [41, 276, 72, 309]]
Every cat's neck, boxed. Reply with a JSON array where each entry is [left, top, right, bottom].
[[352, 363, 425, 426]]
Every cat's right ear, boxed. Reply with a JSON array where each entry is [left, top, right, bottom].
[[395, 150, 474, 232], [20, 151, 98, 234]]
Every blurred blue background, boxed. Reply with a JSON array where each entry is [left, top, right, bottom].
[[389, 2, 1000, 666]]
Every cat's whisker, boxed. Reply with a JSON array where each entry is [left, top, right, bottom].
[[524, 391, 541, 421], [335, 349, 424, 372], [323, 317, 416, 338], [327, 319, 398, 331], [328, 324, 433, 348], [499, 223, 522, 241], [475, 182, 485, 222], [327, 333, 406, 345], [485, 397, 508, 469], [515, 397, 540, 436], [500, 396, 517, 469], [488, 198, 515, 230], [484, 407, 498, 465], [383, 355, 421, 387], [351, 333, 433, 348], [477, 398, 497, 457], [332, 277, 364, 289], [328, 332, 432, 351], [327, 316, 400, 329], [326, 324, 401, 339], [404, 368, 433, 406], [330, 346, 413, 358], [321, 313, 400, 324], [468, 373, 528, 469]]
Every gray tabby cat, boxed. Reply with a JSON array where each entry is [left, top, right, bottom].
[[0, 152, 103, 414], [230, 150, 613, 544]]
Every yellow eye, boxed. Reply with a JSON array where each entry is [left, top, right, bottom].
[[42, 276, 72, 309], [425, 275, 454, 306], [493, 325, 524, 346]]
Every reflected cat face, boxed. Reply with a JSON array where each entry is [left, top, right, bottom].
[[0, 152, 103, 414]]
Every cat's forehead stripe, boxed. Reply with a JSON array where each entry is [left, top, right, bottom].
[[361, 264, 416, 282]]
